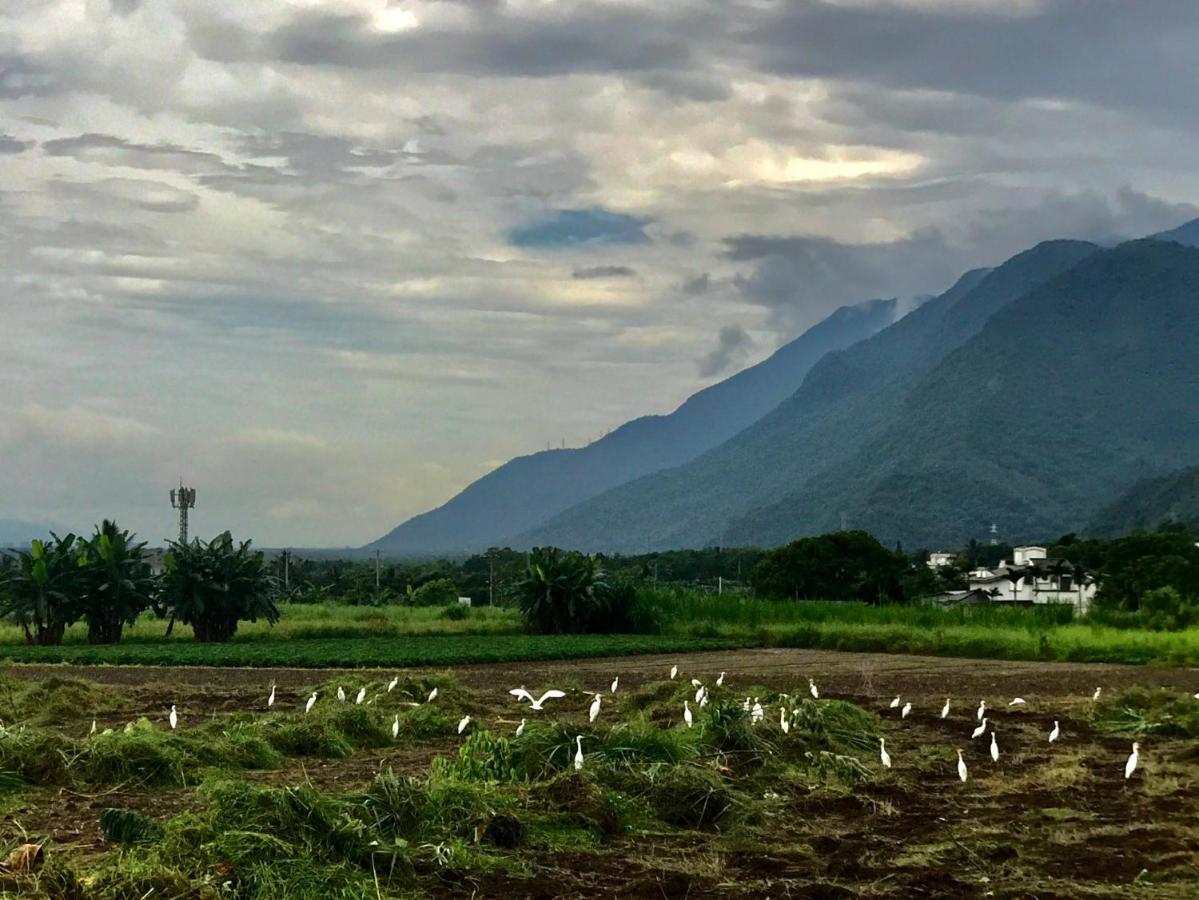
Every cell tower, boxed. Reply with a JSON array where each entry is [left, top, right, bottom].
[[170, 481, 197, 544], [988, 522, 999, 546]]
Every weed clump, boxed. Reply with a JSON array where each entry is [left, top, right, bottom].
[[1093, 688, 1199, 738], [0, 726, 69, 784], [80, 720, 189, 786]]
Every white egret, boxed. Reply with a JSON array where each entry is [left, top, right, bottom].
[[684, 700, 693, 728], [1125, 742, 1139, 779], [990, 729, 999, 762], [1092, 687, 1102, 701], [1008, 698, 1026, 707], [941, 698, 951, 719], [337, 686, 346, 703], [699, 690, 710, 708], [957, 749, 968, 782], [457, 715, 471, 735], [751, 700, 765, 724], [515, 718, 526, 737], [574, 735, 584, 771], [355, 687, 366, 705], [387, 676, 399, 693], [690, 678, 702, 688], [391, 715, 399, 740], [670, 666, 678, 680], [1048, 720, 1060, 743], [901, 702, 912, 719], [879, 737, 891, 768], [1193, 692, 1199, 700], [716, 672, 725, 687], [305, 692, 318, 714], [589, 694, 602, 723], [976, 700, 986, 721], [971, 718, 988, 739], [889, 696, 902, 709], [168, 705, 178, 730], [780, 707, 790, 734], [90, 719, 97, 735], [610, 676, 619, 694], [267, 683, 276, 708], [427, 687, 438, 703], [809, 679, 819, 700], [695, 685, 705, 704], [510, 688, 567, 711], [742, 697, 751, 712]]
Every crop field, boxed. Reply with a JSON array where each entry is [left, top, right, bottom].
[[2, 648, 1198, 898]]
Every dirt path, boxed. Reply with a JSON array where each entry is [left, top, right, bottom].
[[7, 647, 1199, 703]]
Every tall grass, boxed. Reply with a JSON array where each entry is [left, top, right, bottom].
[[0, 603, 523, 646], [645, 587, 1199, 666]]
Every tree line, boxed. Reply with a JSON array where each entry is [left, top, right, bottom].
[[0, 523, 276, 646]]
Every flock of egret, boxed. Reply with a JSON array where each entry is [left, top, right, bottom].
[[154, 667, 1149, 785]]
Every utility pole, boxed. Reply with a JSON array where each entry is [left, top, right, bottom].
[[283, 550, 291, 592], [169, 481, 196, 544]]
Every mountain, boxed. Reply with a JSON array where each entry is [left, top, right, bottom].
[[0, 518, 55, 548], [1152, 218, 1199, 248], [726, 239, 1199, 548], [1086, 466, 1199, 537], [517, 239, 1100, 552], [367, 297, 900, 555]]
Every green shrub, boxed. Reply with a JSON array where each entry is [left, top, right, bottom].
[[411, 578, 459, 607], [81, 721, 190, 786], [0, 726, 69, 784], [1092, 687, 1199, 738]]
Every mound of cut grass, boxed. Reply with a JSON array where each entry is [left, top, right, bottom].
[[1092, 687, 1199, 738]]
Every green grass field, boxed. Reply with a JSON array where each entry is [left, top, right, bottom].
[[5, 589, 1199, 668], [646, 588, 1199, 666], [0, 633, 738, 668]]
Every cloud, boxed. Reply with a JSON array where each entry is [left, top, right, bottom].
[[697, 324, 753, 378], [0, 133, 30, 154], [510, 209, 650, 248], [572, 265, 637, 280], [3, 0, 1199, 545]]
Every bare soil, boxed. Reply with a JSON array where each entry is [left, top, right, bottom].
[[4, 649, 1199, 897]]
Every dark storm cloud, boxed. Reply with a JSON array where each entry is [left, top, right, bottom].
[[510, 209, 649, 248], [681, 273, 711, 295], [743, 0, 1199, 116], [726, 230, 957, 333], [0, 133, 30, 154], [572, 265, 637, 280], [190, 6, 695, 78], [697, 323, 753, 377]]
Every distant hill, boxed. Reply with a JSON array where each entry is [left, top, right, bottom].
[[367, 297, 900, 555], [517, 239, 1100, 552], [725, 239, 1199, 548], [1086, 466, 1199, 536], [1152, 218, 1199, 248]]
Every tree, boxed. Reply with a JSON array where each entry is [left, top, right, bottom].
[[410, 577, 459, 606], [517, 547, 607, 634], [749, 531, 906, 603], [0, 534, 86, 645], [160, 532, 278, 643], [77, 520, 157, 645]]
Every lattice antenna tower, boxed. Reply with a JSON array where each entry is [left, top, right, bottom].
[[170, 481, 197, 544]]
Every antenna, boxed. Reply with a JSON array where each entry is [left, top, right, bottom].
[[170, 481, 197, 544]]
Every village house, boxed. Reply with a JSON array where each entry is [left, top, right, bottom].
[[966, 545, 1097, 612]]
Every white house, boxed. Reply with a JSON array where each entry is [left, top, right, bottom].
[[927, 551, 955, 568], [967, 545, 1097, 612]]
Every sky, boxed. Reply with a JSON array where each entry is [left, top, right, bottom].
[[3, 0, 1199, 547]]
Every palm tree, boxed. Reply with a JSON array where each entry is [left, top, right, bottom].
[[517, 547, 606, 634], [78, 520, 157, 644], [161, 531, 278, 642], [0, 534, 86, 645]]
